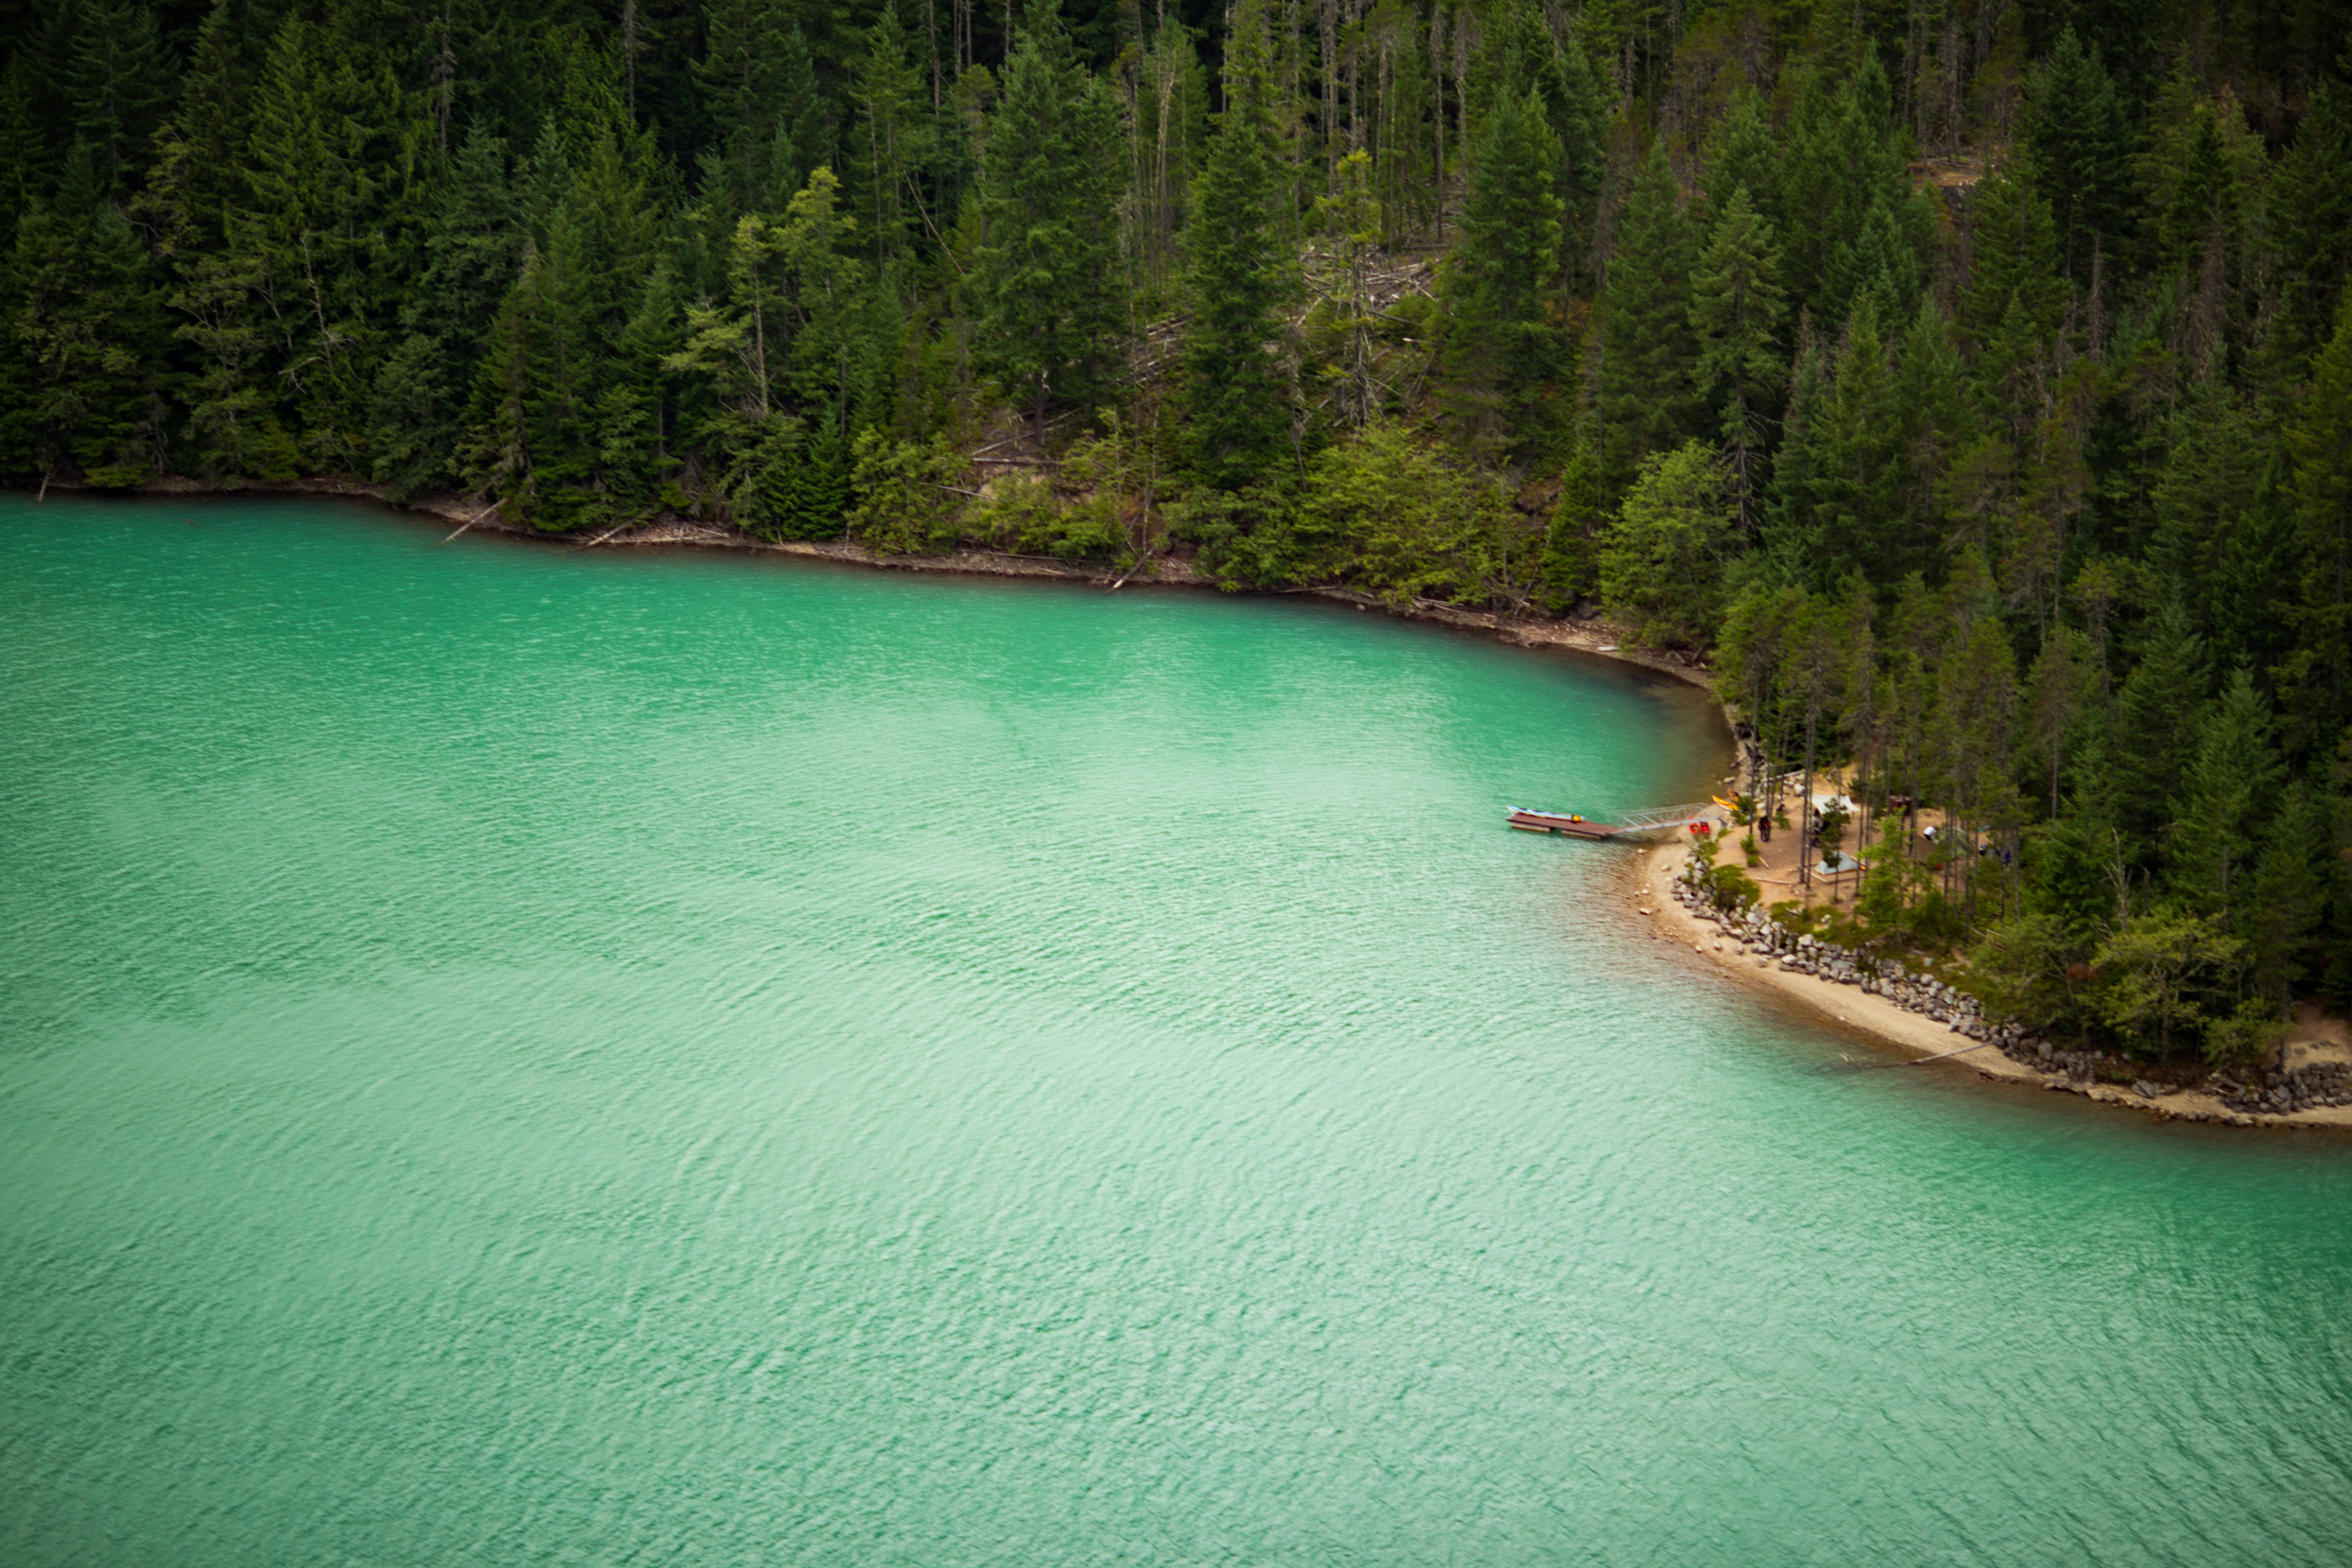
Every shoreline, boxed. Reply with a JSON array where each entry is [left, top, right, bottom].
[[1629, 836, 2352, 1132], [18, 475, 1720, 685], [26, 477, 2343, 1131]]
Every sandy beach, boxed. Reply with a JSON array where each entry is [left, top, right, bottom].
[[1629, 833, 2352, 1130]]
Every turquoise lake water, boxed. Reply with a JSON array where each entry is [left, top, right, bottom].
[[3, 494, 2347, 1566]]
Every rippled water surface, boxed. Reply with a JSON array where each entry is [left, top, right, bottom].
[[4, 495, 2349, 1567]]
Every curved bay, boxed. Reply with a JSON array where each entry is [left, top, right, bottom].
[[2, 495, 2346, 1566]]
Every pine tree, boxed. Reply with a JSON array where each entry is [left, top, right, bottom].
[[1601, 441, 1737, 648], [1308, 147, 1381, 429], [135, 2, 248, 260], [694, 0, 830, 220], [2266, 60, 2352, 376], [1964, 163, 2067, 412], [1539, 428, 1602, 609], [1758, 318, 1824, 585], [1828, 190, 1930, 328], [1776, 53, 1921, 329], [850, 2, 928, 267], [2024, 626, 2093, 820], [972, 0, 1124, 441], [66, 0, 175, 193], [3, 144, 169, 482], [2021, 27, 2133, 282], [473, 214, 603, 528], [1701, 91, 1779, 235], [371, 129, 527, 499], [1687, 184, 1785, 532], [408, 129, 525, 367], [1890, 299, 1976, 556], [2110, 602, 2210, 861], [233, 13, 416, 471], [1179, 0, 1298, 489], [2242, 783, 2332, 1013], [2137, 73, 2263, 284], [1528, 25, 1612, 295], [1601, 141, 1697, 493], [2169, 667, 2283, 915], [1789, 298, 1902, 585], [1441, 72, 1563, 457], [2280, 293, 2352, 750], [2150, 365, 2260, 646], [0, 54, 50, 250]]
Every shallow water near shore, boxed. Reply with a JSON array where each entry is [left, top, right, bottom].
[[4, 493, 2348, 1567]]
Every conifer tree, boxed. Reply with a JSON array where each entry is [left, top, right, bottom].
[[2281, 294, 2352, 750], [233, 13, 415, 469], [466, 214, 601, 528], [1701, 92, 1778, 233], [1964, 163, 2067, 412], [1309, 147, 1381, 429], [2110, 603, 2209, 861], [1179, 0, 1297, 489], [1776, 54, 1922, 329], [4, 143, 169, 483], [1601, 141, 1697, 493], [667, 207, 802, 528], [2021, 28, 2133, 282], [695, 0, 830, 219], [2242, 783, 2332, 1013], [1441, 73, 1562, 456], [2151, 367, 2260, 645], [0, 54, 51, 248], [1890, 300, 1975, 554], [2266, 61, 2352, 374], [2138, 74, 2263, 284], [1539, 429, 1602, 609], [1758, 318, 1824, 585], [371, 129, 526, 499], [2169, 668, 2282, 915], [1801, 299, 1903, 583], [1525, 23, 1612, 295], [137, 2, 248, 260], [1687, 184, 1785, 531], [974, 0, 1124, 441], [1601, 440, 1736, 648], [850, 2, 928, 267], [66, 0, 175, 193]]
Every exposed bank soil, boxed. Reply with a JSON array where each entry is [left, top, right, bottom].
[[48, 476, 2348, 1132]]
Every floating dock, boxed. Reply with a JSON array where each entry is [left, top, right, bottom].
[[1507, 802, 1715, 840], [1508, 809, 1620, 838]]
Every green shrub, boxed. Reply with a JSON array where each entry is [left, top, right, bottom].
[[847, 430, 969, 554]]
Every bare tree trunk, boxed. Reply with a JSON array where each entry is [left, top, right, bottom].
[[1430, 0, 1446, 239], [619, 0, 638, 126], [1322, 0, 1339, 184], [1800, 703, 1818, 894]]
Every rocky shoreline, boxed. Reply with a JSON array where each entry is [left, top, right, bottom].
[[1660, 844, 2352, 1131]]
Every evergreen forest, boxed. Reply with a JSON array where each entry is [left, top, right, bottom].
[[6, 0, 2352, 1064]]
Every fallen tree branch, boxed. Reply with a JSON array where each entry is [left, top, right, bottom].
[[440, 502, 498, 544]]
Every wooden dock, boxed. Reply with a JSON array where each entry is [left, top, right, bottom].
[[1507, 802, 1714, 840], [1508, 809, 1620, 839]]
